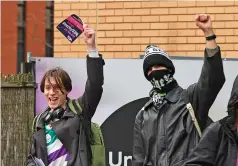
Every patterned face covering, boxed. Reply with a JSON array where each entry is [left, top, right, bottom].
[[148, 70, 178, 107], [148, 70, 175, 91]]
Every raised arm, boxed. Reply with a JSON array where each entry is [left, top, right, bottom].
[[77, 24, 104, 120], [187, 14, 225, 130]]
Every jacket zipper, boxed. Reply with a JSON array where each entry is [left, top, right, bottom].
[[155, 102, 168, 165]]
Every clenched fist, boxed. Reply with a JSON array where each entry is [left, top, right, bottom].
[[83, 24, 96, 50], [195, 14, 214, 37]]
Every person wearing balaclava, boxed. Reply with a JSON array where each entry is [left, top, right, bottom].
[[132, 13, 226, 166], [183, 75, 238, 166]]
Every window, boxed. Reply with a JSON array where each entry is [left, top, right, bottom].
[[17, 1, 25, 72], [46, 1, 54, 57]]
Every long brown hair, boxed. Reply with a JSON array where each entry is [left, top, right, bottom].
[[40, 67, 72, 94]]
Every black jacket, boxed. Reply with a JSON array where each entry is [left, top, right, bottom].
[[184, 75, 238, 166], [27, 55, 104, 166], [132, 47, 225, 166]]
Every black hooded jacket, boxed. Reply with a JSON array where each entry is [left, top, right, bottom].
[[184, 75, 238, 166], [132, 47, 225, 166]]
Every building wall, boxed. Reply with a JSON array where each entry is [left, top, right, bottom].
[[54, 1, 238, 58], [54, 1, 238, 59], [58, 1, 238, 58], [25, 1, 46, 58], [1, 1, 18, 74], [1, 1, 46, 75]]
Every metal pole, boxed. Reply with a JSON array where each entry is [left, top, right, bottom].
[[27, 52, 32, 63]]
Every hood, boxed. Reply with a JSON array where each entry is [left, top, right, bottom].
[[227, 75, 238, 114], [222, 75, 238, 139], [225, 75, 238, 131]]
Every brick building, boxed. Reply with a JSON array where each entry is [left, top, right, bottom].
[[2, 1, 238, 75], [1, 1, 53, 75], [54, 1, 238, 59]]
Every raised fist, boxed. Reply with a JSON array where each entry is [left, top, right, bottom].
[[195, 14, 214, 36]]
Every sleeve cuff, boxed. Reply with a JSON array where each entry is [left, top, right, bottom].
[[205, 46, 219, 57], [88, 49, 100, 58]]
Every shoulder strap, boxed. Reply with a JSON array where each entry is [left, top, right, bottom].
[[32, 112, 43, 133], [186, 103, 202, 137], [32, 116, 38, 132], [72, 99, 82, 114], [68, 99, 82, 115], [69, 99, 92, 164]]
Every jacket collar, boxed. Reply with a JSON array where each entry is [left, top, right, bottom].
[[165, 85, 182, 103], [36, 106, 75, 130], [143, 86, 182, 110], [36, 111, 48, 130]]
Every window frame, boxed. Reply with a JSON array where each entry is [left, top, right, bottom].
[[17, 1, 26, 73], [45, 1, 54, 57]]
